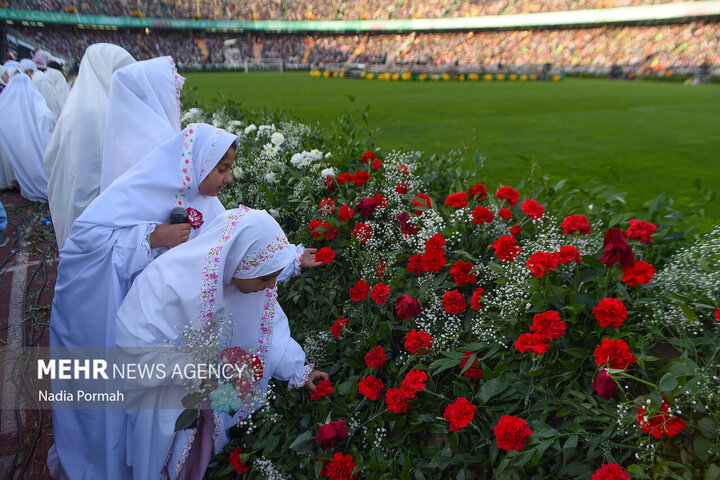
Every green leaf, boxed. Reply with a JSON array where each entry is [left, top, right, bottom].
[[289, 430, 314, 454], [478, 378, 508, 404], [181, 391, 205, 409], [563, 435, 578, 465], [658, 372, 678, 392], [705, 463, 720, 480], [698, 416, 718, 438], [694, 436, 713, 463], [174, 408, 198, 432], [401, 455, 412, 480]]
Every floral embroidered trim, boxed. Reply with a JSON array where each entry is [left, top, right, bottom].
[[175, 124, 197, 208], [200, 207, 251, 324], [200, 128, 221, 178], [168, 57, 184, 131], [292, 252, 303, 278], [234, 236, 290, 275], [142, 223, 158, 259], [169, 425, 197, 479], [290, 363, 314, 390]]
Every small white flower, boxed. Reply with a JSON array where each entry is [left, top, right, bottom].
[[270, 132, 285, 146], [309, 149, 322, 160], [262, 143, 278, 157], [320, 167, 335, 178], [324, 151, 332, 158], [264, 172, 277, 184], [232, 166, 243, 177], [244, 124, 257, 134], [269, 209, 280, 218]]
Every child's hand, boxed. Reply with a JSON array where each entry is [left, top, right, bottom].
[[300, 248, 324, 268], [305, 370, 329, 391], [150, 221, 191, 248]]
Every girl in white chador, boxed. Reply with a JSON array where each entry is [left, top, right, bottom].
[[49, 123, 238, 480], [116, 207, 328, 479], [0, 72, 52, 202], [19, 58, 64, 119], [101, 55, 185, 191], [43, 43, 136, 250], [32, 49, 71, 104]]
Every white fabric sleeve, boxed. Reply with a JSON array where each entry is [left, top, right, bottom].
[[269, 311, 312, 389], [277, 244, 303, 284], [112, 223, 164, 280]]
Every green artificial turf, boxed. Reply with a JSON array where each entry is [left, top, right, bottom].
[[184, 71, 720, 218]]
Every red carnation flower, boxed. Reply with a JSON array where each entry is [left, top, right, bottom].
[[349, 280, 370, 302], [494, 415, 533, 451], [352, 171, 370, 185], [407, 254, 424, 274], [396, 295, 422, 320], [715, 308, 720, 322], [397, 212, 419, 236], [442, 290, 467, 314], [386, 387, 412, 413], [186, 207, 204, 229], [472, 205, 494, 225], [326, 175, 336, 191], [520, 199, 544, 220], [509, 224, 522, 237], [498, 208, 512, 220], [627, 219, 657, 245], [490, 235, 521, 262], [358, 376, 384, 400], [400, 369, 428, 394], [371, 158, 383, 170], [555, 245, 582, 264], [526, 251, 559, 278], [319, 451, 357, 480], [460, 352, 484, 380], [444, 397, 476, 432], [470, 287, 485, 310], [397, 164, 410, 175], [373, 194, 387, 208], [421, 249, 447, 273], [449, 260, 477, 286], [370, 283, 391, 305], [561, 214, 592, 235], [330, 317, 349, 339], [496, 186, 520, 206], [338, 205, 354, 222], [412, 193, 432, 215], [600, 228, 635, 270], [469, 183, 487, 199], [310, 380, 334, 400], [592, 463, 630, 480], [375, 261, 386, 278], [425, 233, 446, 249], [316, 247, 336, 264], [364, 346, 387, 369], [444, 192, 469, 209], [593, 338, 636, 370], [229, 447, 250, 474], [404, 328, 432, 354], [591, 368, 618, 400], [622, 260, 655, 286], [529, 310, 566, 341], [309, 220, 337, 241], [337, 172, 352, 185], [395, 183, 408, 195], [636, 395, 687, 439], [319, 197, 337, 215], [351, 222, 372, 244], [361, 151, 376, 163], [315, 420, 349, 450], [593, 298, 627, 328], [514, 333, 550, 355]]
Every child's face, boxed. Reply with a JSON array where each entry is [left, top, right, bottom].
[[198, 147, 235, 197], [231, 269, 284, 294]]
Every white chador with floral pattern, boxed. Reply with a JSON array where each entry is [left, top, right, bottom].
[[49, 123, 237, 480], [116, 208, 311, 480], [100, 55, 184, 191]]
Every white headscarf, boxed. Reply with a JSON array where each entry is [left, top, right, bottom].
[[43, 43, 136, 250], [49, 123, 236, 480], [3, 60, 20, 76], [100, 56, 185, 191], [0, 73, 52, 201], [20, 58, 64, 118], [0, 65, 6, 86], [20, 58, 36, 72], [116, 208, 309, 479]]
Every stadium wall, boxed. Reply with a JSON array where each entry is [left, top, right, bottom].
[[2, 1, 720, 32]]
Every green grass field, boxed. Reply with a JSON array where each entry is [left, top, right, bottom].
[[184, 71, 720, 218]]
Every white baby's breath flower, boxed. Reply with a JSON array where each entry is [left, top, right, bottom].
[[270, 132, 285, 147], [264, 172, 277, 184], [244, 124, 257, 134]]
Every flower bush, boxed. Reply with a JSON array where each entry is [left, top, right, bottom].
[[183, 103, 719, 480]]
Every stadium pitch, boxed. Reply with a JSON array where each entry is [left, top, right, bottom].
[[185, 71, 720, 218]]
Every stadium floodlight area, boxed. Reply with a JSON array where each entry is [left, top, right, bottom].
[[1, 1, 719, 32]]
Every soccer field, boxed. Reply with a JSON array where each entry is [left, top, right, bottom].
[[184, 71, 720, 218]]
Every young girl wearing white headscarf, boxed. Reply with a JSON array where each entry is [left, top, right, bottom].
[[0, 73, 52, 201], [116, 207, 328, 480], [49, 123, 239, 480], [20, 58, 64, 119], [100, 55, 185, 191], [43, 43, 136, 250]]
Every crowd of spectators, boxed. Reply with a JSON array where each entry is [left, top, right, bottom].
[[9, 21, 719, 72], [5, 0, 707, 20]]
